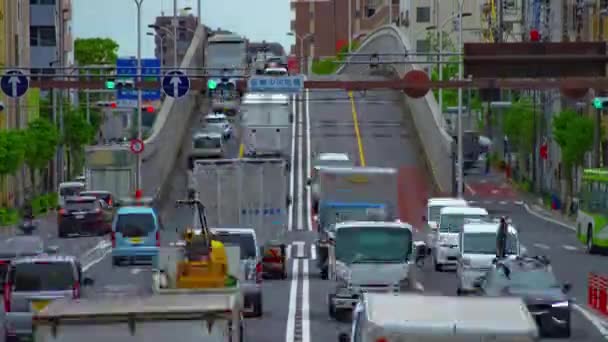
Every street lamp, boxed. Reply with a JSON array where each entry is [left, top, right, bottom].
[[456, 0, 465, 197], [147, 32, 172, 66], [426, 11, 471, 114], [287, 31, 313, 74], [149, 24, 177, 67], [135, 0, 144, 192]]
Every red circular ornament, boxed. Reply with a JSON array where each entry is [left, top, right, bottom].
[[402, 70, 431, 99]]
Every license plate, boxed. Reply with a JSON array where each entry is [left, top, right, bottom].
[[75, 214, 84, 219], [130, 237, 142, 244], [31, 300, 50, 312]]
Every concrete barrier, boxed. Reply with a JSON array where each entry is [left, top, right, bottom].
[[336, 24, 453, 194], [138, 25, 206, 203]]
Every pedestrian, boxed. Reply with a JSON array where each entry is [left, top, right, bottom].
[[496, 217, 508, 259]]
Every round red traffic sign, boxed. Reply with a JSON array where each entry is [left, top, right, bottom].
[[130, 138, 145, 154], [402, 70, 430, 99]]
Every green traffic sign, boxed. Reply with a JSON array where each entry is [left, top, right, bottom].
[[105, 80, 116, 89], [207, 80, 217, 90]]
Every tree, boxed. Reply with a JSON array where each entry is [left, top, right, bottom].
[[0, 131, 25, 206], [63, 107, 95, 179], [553, 109, 595, 198], [74, 38, 119, 66], [503, 97, 535, 156], [24, 118, 59, 196]]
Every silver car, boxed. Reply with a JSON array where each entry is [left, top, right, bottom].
[[211, 228, 263, 317], [307, 152, 354, 213], [203, 113, 233, 139], [189, 132, 224, 166], [3, 255, 94, 341]]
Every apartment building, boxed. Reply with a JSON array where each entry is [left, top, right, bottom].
[[291, 0, 399, 61], [29, 0, 73, 78], [152, 10, 198, 67]]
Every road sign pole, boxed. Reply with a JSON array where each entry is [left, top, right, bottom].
[[135, 0, 144, 191]]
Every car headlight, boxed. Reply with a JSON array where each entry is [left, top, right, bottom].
[[552, 301, 569, 308]]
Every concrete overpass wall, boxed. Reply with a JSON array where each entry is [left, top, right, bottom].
[[140, 24, 206, 201], [336, 24, 453, 194]]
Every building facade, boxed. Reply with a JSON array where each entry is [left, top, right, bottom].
[[152, 10, 198, 67]]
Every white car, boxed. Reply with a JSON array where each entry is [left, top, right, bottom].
[[203, 113, 233, 139]]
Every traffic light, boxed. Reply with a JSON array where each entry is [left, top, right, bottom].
[[207, 79, 217, 90], [141, 106, 154, 113], [105, 79, 116, 89], [593, 97, 608, 109], [529, 29, 540, 42]]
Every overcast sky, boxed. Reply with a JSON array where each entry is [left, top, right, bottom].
[[72, 0, 293, 58]]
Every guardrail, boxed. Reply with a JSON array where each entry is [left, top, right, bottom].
[[141, 24, 206, 204], [336, 24, 453, 194]]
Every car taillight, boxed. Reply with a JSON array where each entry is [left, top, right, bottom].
[[58, 209, 66, 215], [108, 198, 113, 206], [3, 283, 11, 312], [255, 262, 262, 283], [156, 230, 160, 247], [94, 208, 101, 214], [111, 231, 116, 248], [72, 281, 80, 299]]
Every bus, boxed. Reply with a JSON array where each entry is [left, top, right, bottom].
[[576, 168, 608, 253]]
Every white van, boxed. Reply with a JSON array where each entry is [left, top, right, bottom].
[[241, 93, 292, 158], [424, 198, 468, 249], [189, 132, 224, 163], [457, 220, 522, 295], [339, 293, 539, 342], [58, 182, 85, 208], [433, 206, 488, 271]]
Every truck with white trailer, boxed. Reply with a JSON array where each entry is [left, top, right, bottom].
[[313, 166, 399, 278], [84, 145, 136, 200], [190, 158, 290, 236], [240, 93, 292, 159]]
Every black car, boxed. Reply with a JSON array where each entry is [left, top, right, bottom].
[[0, 235, 47, 285], [79, 190, 115, 208], [473, 256, 572, 338], [57, 196, 112, 237]]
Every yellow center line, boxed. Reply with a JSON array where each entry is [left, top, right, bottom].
[[239, 143, 244, 158], [348, 91, 366, 166]]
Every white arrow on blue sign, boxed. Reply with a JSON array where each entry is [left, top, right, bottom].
[[247, 75, 304, 94], [162, 70, 190, 98], [1, 70, 29, 98]]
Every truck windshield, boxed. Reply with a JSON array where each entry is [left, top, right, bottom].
[[463, 232, 518, 255], [335, 227, 411, 263], [194, 137, 221, 149], [440, 214, 487, 233], [207, 42, 246, 67]]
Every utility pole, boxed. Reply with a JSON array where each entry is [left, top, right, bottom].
[[173, 0, 178, 67], [85, 71, 90, 123], [135, 0, 144, 191], [58, 0, 65, 183], [497, 0, 504, 42], [456, 0, 464, 197]]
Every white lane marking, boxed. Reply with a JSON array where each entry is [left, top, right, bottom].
[[523, 203, 576, 231], [514, 200, 524, 205], [533, 243, 550, 250], [415, 281, 424, 292], [480, 179, 487, 183], [491, 189, 499, 194], [297, 93, 304, 230], [310, 245, 316, 260], [563, 244, 578, 251], [288, 94, 297, 231], [499, 201, 507, 205], [285, 259, 300, 342], [573, 304, 608, 338], [302, 260, 310, 342], [286, 244, 292, 259], [305, 88, 313, 231], [82, 247, 112, 272], [293, 241, 305, 258], [465, 183, 476, 196], [483, 200, 492, 204]]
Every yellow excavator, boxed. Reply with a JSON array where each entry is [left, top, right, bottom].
[[170, 193, 235, 289]]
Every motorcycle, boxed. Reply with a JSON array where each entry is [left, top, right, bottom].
[[18, 217, 37, 235]]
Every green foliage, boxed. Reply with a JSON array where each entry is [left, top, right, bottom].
[[426, 30, 455, 53], [63, 107, 95, 149], [29, 193, 56, 216], [74, 37, 119, 66], [503, 97, 535, 154], [336, 41, 361, 60], [312, 58, 338, 75], [553, 109, 595, 170], [24, 118, 59, 171], [0, 130, 25, 177], [0, 208, 19, 226]]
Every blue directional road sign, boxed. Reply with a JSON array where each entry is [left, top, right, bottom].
[[0, 70, 29, 98], [162, 70, 190, 98], [116, 57, 161, 101], [248, 75, 304, 94]]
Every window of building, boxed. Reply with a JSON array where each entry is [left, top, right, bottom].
[[30, 0, 56, 4], [416, 6, 430, 23], [416, 39, 430, 53], [30, 26, 56, 46], [179, 32, 187, 40]]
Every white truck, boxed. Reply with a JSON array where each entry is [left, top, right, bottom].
[[327, 221, 418, 321], [240, 93, 292, 159], [339, 293, 539, 342], [190, 158, 290, 236], [84, 145, 136, 200], [314, 166, 399, 278], [32, 292, 244, 342]]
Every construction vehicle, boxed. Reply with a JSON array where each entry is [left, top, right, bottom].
[[152, 194, 242, 292]]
